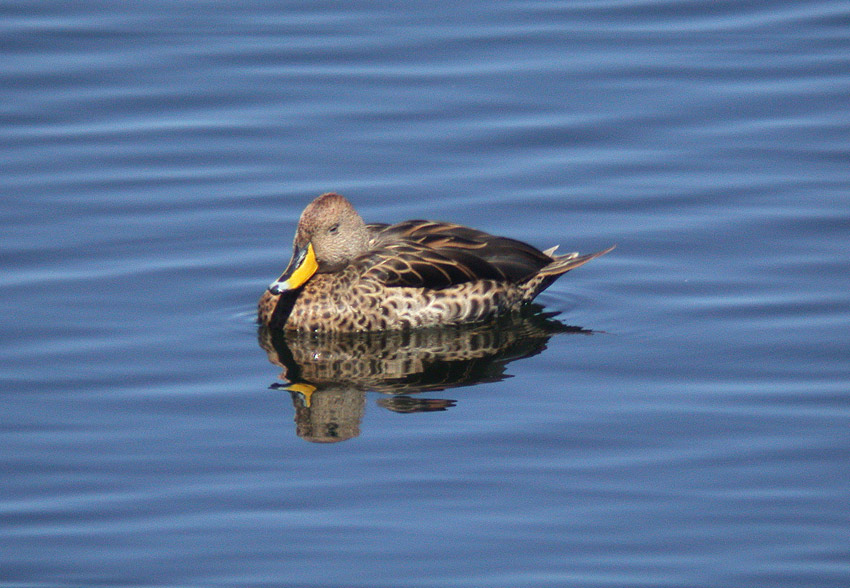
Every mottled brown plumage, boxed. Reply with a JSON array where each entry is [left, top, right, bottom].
[[259, 193, 613, 331]]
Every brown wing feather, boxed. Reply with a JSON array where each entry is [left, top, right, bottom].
[[362, 220, 554, 289], [363, 243, 502, 289]]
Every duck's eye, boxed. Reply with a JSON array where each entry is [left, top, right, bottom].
[[328, 223, 340, 234]]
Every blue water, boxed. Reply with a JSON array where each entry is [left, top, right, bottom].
[[3, 1, 849, 587]]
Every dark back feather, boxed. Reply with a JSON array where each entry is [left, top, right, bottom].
[[361, 220, 553, 289]]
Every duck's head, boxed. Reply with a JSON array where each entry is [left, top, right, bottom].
[[268, 193, 369, 294]]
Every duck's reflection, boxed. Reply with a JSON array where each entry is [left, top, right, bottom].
[[258, 307, 590, 443]]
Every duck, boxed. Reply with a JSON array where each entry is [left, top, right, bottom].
[[258, 193, 613, 331]]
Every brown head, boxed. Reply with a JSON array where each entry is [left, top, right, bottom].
[[268, 193, 369, 294]]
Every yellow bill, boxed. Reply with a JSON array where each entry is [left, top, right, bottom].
[[268, 242, 318, 293], [286, 382, 317, 407]]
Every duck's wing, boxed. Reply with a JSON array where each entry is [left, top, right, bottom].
[[361, 242, 504, 289], [362, 220, 553, 289]]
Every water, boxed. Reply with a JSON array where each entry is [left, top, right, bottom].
[[2, 1, 849, 586]]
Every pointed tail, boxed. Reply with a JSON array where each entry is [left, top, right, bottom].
[[520, 245, 615, 301], [539, 244, 616, 277]]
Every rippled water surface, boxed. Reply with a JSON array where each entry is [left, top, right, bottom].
[[3, 1, 849, 587]]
